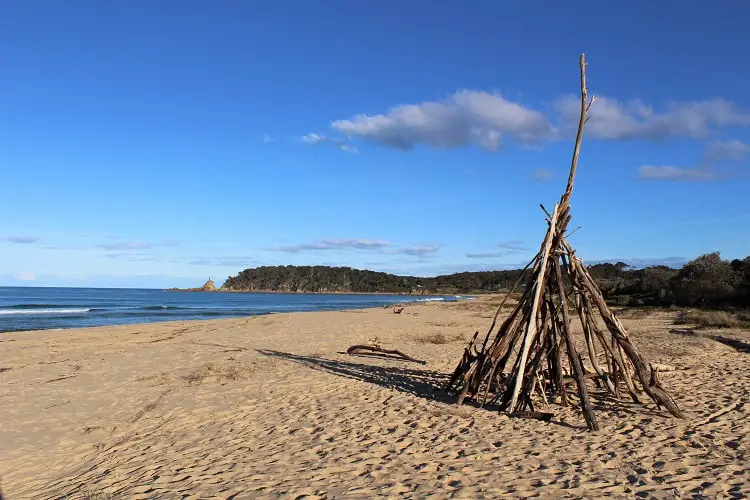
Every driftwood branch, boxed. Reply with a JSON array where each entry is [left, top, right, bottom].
[[346, 345, 426, 364], [509, 411, 554, 422]]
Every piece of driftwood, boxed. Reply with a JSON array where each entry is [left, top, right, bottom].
[[445, 54, 684, 431], [346, 345, 426, 364], [670, 328, 698, 336], [712, 336, 750, 353], [508, 411, 554, 422]]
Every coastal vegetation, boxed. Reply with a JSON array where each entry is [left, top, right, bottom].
[[219, 252, 750, 309]]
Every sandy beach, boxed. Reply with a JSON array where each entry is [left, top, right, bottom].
[[1, 297, 748, 499]]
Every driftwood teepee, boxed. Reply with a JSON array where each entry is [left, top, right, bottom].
[[445, 54, 684, 431]]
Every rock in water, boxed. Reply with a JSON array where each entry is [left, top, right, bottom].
[[201, 279, 217, 292]]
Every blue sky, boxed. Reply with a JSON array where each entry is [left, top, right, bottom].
[[2, 1, 749, 288]]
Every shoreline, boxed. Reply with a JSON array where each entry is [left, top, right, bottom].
[[166, 288, 459, 296], [2, 289, 473, 335], [0, 298, 458, 336]]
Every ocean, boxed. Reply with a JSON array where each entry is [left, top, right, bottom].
[[0, 287, 460, 333]]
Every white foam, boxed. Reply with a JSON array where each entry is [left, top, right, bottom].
[[0, 308, 90, 315], [416, 297, 445, 302]]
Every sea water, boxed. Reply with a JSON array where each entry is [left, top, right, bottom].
[[0, 287, 458, 332]]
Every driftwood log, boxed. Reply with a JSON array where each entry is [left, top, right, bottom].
[[347, 345, 426, 364], [509, 411, 554, 422], [445, 54, 684, 430]]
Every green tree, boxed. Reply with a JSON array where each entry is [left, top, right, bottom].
[[671, 253, 737, 307], [731, 257, 750, 306], [638, 265, 678, 304]]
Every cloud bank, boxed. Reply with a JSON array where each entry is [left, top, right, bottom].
[[1, 236, 40, 244], [97, 241, 179, 251], [466, 240, 529, 259], [638, 139, 750, 181], [332, 90, 552, 151], [316, 91, 749, 154], [555, 96, 750, 141], [271, 239, 392, 253]]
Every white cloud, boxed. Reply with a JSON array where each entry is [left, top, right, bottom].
[[637, 165, 719, 181], [97, 241, 179, 251], [556, 96, 750, 140], [300, 133, 358, 153], [702, 139, 750, 164], [330, 92, 749, 152], [331, 90, 552, 151], [1, 236, 40, 244], [400, 245, 440, 257], [103, 253, 163, 263], [465, 251, 509, 259], [497, 240, 528, 251], [467, 240, 528, 258], [639, 139, 749, 182], [189, 257, 256, 267], [262, 134, 274, 144], [13, 271, 36, 281], [301, 133, 328, 144], [271, 239, 392, 253]]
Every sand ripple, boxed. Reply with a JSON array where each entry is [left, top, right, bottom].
[[1, 304, 748, 498]]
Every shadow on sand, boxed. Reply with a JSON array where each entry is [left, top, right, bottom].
[[257, 349, 458, 405], [257, 349, 595, 429]]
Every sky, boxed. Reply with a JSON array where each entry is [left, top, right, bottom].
[[1, 1, 749, 288]]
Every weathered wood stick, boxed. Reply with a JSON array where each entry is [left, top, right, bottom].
[[509, 411, 554, 422], [554, 260, 599, 431], [559, 53, 593, 210], [551, 314, 568, 407], [575, 263, 684, 418], [475, 293, 536, 402], [670, 328, 698, 336], [712, 336, 750, 353], [445, 331, 479, 391], [509, 203, 561, 411], [477, 251, 541, 355], [346, 345, 426, 364], [536, 372, 550, 409], [515, 319, 554, 413], [577, 294, 616, 394], [563, 242, 640, 399], [453, 274, 537, 400]]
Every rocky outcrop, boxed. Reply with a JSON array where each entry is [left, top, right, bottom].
[[167, 279, 219, 293], [201, 279, 217, 292]]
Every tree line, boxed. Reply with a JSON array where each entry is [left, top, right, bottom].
[[221, 252, 749, 309], [589, 252, 749, 308]]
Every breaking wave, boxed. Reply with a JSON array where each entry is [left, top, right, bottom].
[[0, 308, 91, 315]]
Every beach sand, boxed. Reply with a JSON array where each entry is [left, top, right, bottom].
[[1, 298, 748, 498]]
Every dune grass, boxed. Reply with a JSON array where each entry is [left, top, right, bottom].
[[674, 310, 748, 329], [412, 332, 465, 344]]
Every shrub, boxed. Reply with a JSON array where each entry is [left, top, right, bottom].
[[674, 310, 739, 328], [413, 333, 464, 344]]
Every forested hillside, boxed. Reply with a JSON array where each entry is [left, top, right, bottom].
[[221, 253, 750, 308]]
